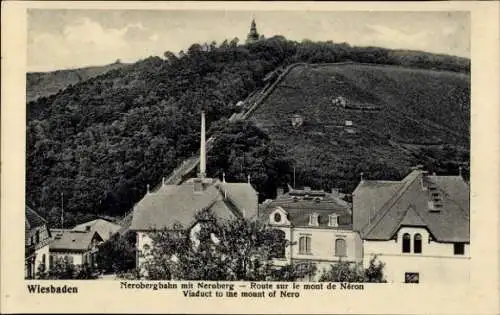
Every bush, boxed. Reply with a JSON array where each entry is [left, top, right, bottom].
[[319, 255, 386, 283]]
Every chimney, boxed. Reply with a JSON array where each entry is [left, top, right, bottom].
[[199, 110, 206, 179], [277, 187, 284, 197], [193, 178, 203, 192]]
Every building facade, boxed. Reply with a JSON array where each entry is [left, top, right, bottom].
[[25, 206, 51, 279], [259, 187, 363, 280], [353, 168, 470, 283], [49, 230, 103, 268]]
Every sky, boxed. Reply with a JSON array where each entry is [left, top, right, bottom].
[[27, 10, 470, 72]]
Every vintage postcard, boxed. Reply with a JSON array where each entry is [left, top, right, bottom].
[[1, 1, 499, 314]]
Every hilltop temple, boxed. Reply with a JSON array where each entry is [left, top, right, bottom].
[[246, 18, 260, 44]]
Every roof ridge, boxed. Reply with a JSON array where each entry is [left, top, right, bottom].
[[362, 171, 422, 236], [26, 206, 48, 225]]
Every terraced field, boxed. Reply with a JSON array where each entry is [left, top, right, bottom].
[[250, 63, 470, 191]]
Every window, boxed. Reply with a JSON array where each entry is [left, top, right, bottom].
[[454, 243, 465, 255], [405, 272, 419, 283], [329, 214, 339, 227], [402, 233, 411, 253], [414, 234, 422, 254], [299, 236, 311, 254], [42, 254, 46, 266], [49, 255, 54, 269], [35, 231, 40, 243], [274, 213, 282, 223], [335, 238, 347, 257], [143, 244, 151, 252], [309, 213, 319, 226]]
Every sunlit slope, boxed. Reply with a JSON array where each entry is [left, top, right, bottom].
[[250, 63, 470, 190]]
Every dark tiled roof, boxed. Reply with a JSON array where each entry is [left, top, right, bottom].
[[25, 206, 47, 230], [259, 191, 352, 229], [219, 182, 259, 219], [49, 230, 103, 252], [130, 178, 258, 231], [72, 219, 122, 241], [354, 170, 470, 243]]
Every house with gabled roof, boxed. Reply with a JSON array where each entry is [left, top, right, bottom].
[[72, 218, 122, 242], [352, 166, 470, 284], [259, 185, 362, 280], [130, 111, 258, 274], [49, 229, 103, 268], [25, 206, 51, 279]]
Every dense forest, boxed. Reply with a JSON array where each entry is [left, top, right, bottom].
[[26, 36, 470, 227]]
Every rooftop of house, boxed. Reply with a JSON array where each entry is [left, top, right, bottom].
[[130, 178, 258, 231], [72, 219, 122, 242], [353, 169, 469, 243], [25, 206, 48, 230], [259, 187, 352, 229], [49, 230, 103, 252]]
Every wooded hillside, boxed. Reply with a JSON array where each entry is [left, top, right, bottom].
[[26, 36, 470, 227]]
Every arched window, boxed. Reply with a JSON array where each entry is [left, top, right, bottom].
[[42, 254, 46, 266], [335, 238, 347, 257], [299, 236, 311, 254], [414, 234, 422, 254], [402, 233, 411, 253], [35, 230, 40, 244]]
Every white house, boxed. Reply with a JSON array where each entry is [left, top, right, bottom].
[[352, 167, 470, 284], [259, 186, 363, 280], [25, 206, 51, 279], [130, 111, 258, 277], [49, 230, 103, 268]]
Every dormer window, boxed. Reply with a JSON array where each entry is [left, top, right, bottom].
[[328, 214, 339, 227], [309, 213, 319, 226]]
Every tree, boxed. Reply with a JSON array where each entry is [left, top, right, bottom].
[[36, 257, 100, 280], [96, 230, 136, 274], [143, 209, 294, 281], [318, 255, 386, 283], [363, 255, 386, 283], [207, 120, 293, 201]]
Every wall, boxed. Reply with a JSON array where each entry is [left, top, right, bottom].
[[363, 227, 470, 283], [25, 224, 52, 278], [34, 244, 50, 273], [136, 231, 154, 275], [270, 222, 363, 280]]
